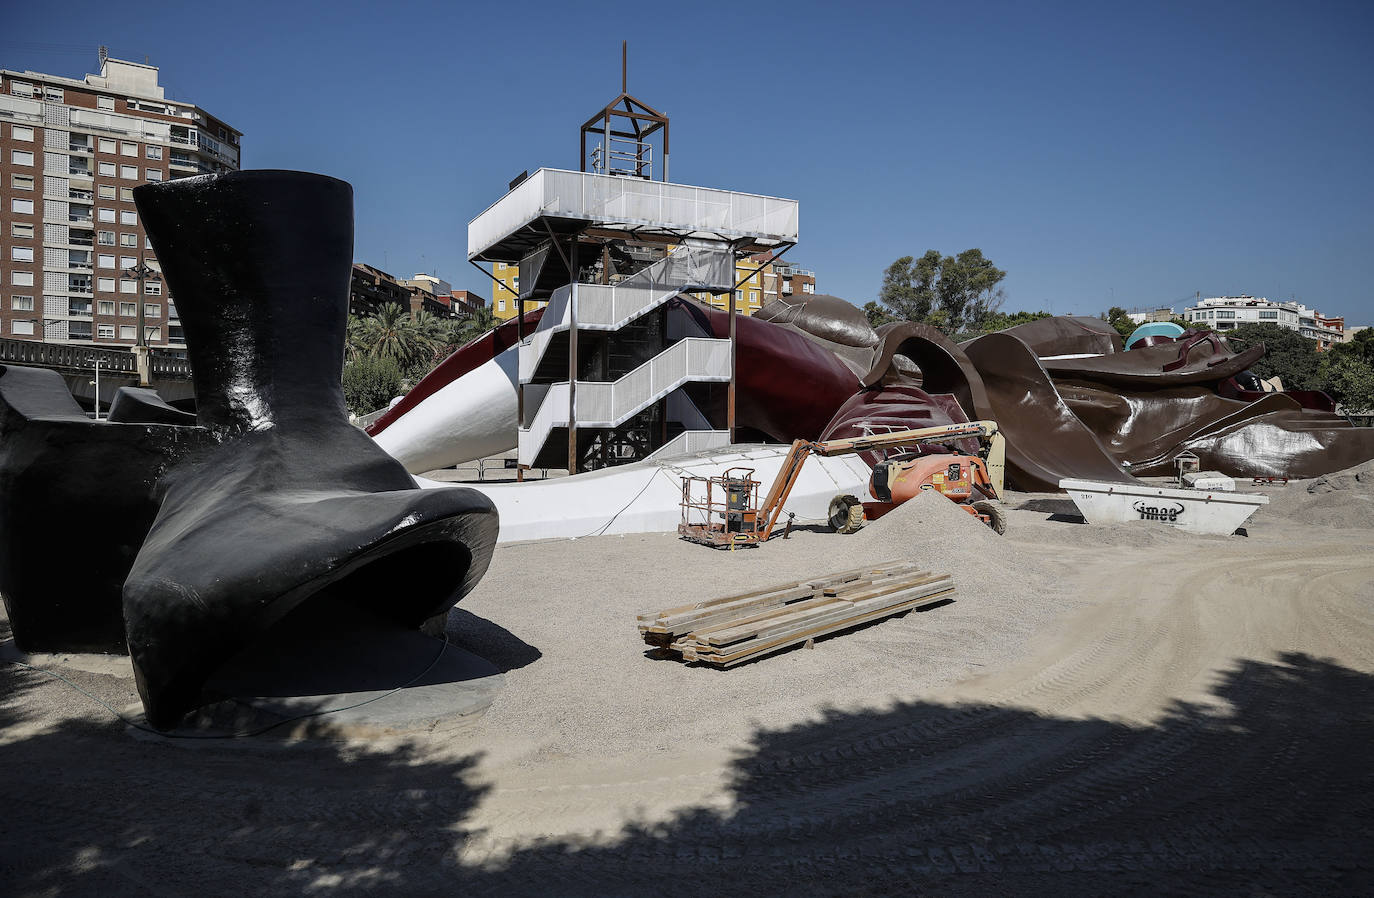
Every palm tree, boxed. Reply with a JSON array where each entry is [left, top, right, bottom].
[[454, 306, 497, 348]]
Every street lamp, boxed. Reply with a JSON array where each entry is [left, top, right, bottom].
[[122, 254, 162, 386]]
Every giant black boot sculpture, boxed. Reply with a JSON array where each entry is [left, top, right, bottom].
[[124, 170, 498, 730]]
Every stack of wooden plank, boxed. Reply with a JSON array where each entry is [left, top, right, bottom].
[[636, 560, 954, 668]]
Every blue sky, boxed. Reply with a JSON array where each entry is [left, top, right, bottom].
[[6, 0, 1372, 322]]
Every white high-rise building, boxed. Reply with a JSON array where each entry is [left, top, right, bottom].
[[1182, 295, 1344, 350]]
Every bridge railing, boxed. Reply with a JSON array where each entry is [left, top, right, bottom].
[[0, 338, 194, 380]]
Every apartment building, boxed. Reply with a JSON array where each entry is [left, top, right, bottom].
[[1182, 295, 1345, 350], [448, 290, 485, 320], [697, 251, 817, 317], [490, 260, 549, 321], [0, 52, 240, 350]]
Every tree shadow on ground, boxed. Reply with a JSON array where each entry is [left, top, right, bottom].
[[1, 650, 1370, 896]]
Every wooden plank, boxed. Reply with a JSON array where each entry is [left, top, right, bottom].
[[684, 594, 838, 641], [639, 560, 911, 624], [711, 588, 955, 667], [651, 584, 819, 633], [649, 564, 921, 634], [703, 578, 952, 647]]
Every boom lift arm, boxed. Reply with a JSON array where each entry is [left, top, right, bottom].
[[757, 420, 1005, 539]]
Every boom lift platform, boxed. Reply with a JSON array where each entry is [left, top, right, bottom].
[[678, 420, 1006, 548]]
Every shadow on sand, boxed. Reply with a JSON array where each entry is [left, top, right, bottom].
[[1, 633, 1370, 896]]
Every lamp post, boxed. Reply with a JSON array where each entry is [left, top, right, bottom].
[[122, 254, 161, 386]]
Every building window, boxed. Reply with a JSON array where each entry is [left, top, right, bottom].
[[119, 302, 137, 316], [98, 184, 116, 199], [497, 299, 505, 312], [98, 208, 116, 223], [11, 296, 35, 311], [98, 230, 115, 245], [121, 142, 138, 157], [146, 145, 163, 160], [119, 211, 136, 226], [98, 299, 115, 314], [11, 198, 34, 215], [97, 277, 115, 292], [749, 290, 759, 305], [1217, 310, 1235, 319], [120, 233, 137, 247], [144, 326, 161, 342], [1259, 310, 1278, 319], [120, 256, 136, 269], [11, 150, 34, 166], [12, 271, 35, 287], [98, 254, 115, 269], [97, 324, 115, 339], [119, 325, 136, 340], [12, 174, 34, 190], [12, 320, 35, 336], [43, 87, 63, 102], [144, 303, 161, 317], [146, 169, 163, 182], [97, 96, 115, 111], [11, 247, 34, 262], [144, 282, 161, 296], [120, 165, 138, 180], [119, 279, 137, 294], [12, 223, 34, 239], [119, 187, 134, 202], [12, 125, 33, 141], [98, 161, 116, 177], [98, 138, 116, 154]]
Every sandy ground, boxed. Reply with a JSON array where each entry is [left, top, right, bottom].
[[2, 469, 1372, 896]]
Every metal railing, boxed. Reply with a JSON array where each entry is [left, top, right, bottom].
[[644, 430, 732, 461], [0, 337, 194, 379], [519, 242, 733, 382], [518, 337, 730, 465], [0, 337, 138, 373]]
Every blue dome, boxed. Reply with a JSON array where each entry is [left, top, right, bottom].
[[1125, 321, 1185, 350]]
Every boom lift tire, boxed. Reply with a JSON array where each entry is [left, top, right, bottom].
[[828, 494, 864, 534], [972, 500, 1007, 535]]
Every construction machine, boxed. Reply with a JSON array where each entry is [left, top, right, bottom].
[[678, 420, 1006, 547]]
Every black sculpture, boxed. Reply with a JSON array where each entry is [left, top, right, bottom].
[[0, 170, 499, 730], [0, 367, 205, 652]]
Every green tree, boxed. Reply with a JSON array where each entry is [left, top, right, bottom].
[[1103, 306, 1137, 338], [1318, 351, 1374, 414], [341, 355, 403, 417], [1223, 323, 1323, 390], [873, 249, 1006, 334], [862, 301, 895, 328], [453, 306, 497, 348]]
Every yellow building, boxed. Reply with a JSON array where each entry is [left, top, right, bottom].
[[695, 252, 786, 316]]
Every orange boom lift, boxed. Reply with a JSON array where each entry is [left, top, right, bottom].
[[678, 420, 1006, 547]]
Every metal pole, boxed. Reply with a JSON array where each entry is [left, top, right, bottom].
[[728, 284, 736, 442], [517, 293, 525, 483], [567, 238, 579, 475], [93, 358, 100, 420]]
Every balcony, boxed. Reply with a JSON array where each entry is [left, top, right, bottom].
[[68, 262, 93, 272], [68, 188, 94, 203], [68, 235, 93, 247], [468, 168, 800, 261], [170, 134, 195, 146], [68, 214, 93, 226], [68, 142, 93, 154], [68, 301, 93, 315], [67, 167, 93, 180]]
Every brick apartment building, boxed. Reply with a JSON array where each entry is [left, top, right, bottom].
[[0, 51, 240, 351]]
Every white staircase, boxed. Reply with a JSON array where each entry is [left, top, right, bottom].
[[519, 240, 732, 381], [518, 337, 730, 466]]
